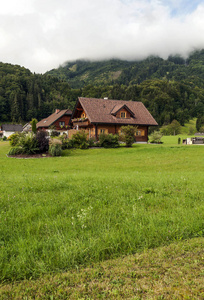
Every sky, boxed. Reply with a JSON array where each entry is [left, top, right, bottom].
[[1, 0, 204, 74]]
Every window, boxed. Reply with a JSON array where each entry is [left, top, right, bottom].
[[120, 112, 126, 118], [81, 112, 86, 118], [136, 130, 145, 136], [98, 128, 107, 134], [59, 121, 65, 127]]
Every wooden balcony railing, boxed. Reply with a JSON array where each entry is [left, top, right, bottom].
[[72, 118, 89, 127]]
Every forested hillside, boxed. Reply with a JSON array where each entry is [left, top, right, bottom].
[[0, 63, 80, 123], [1, 49, 204, 126], [46, 50, 204, 88]]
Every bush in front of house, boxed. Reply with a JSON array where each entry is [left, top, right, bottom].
[[8, 133, 20, 146], [49, 143, 62, 156], [87, 137, 96, 148], [19, 132, 39, 154], [50, 130, 60, 137], [71, 130, 89, 149], [149, 131, 163, 143], [8, 132, 39, 155], [99, 133, 119, 148], [61, 138, 74, 149], [36, 131, 49, 153], [7, 146, 24, 156], [121, 125, 136, 147]]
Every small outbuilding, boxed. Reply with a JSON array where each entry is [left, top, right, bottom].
[[0, 124, 23, 138]]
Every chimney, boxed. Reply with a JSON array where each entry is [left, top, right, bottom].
[[104, 97, 108, 100], [55, 109, 60, 114]]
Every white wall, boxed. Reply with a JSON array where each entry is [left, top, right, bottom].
[[3, 131, 15, 138]]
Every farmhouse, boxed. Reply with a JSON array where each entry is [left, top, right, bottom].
[[71, 97, 158, 142], [37, 109, 72, 134], [0, 124, 23, 138]]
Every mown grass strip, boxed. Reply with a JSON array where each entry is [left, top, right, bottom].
[[0, 237, 203, 299]]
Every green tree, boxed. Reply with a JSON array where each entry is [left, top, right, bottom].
[[196, 115, 204, 131], [31, 118, 38, 133], [121, 125, 136, 147], [168, 120, 182, 135]]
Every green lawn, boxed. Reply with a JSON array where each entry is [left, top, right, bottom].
[[0, 140, 203, 284]]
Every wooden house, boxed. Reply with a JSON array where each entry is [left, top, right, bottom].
[[37, 109, 72, 134], [71, 97, 158, 142]]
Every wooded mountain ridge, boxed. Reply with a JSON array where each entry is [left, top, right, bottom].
[[0, 49, 204, 126], [46, 50, 204, 88]]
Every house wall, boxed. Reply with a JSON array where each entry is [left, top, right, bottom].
[[3, 131, 15, 138], [68, 129, 89, 139], [88, 124, 148, 142], [52, 115, 71, 130], [135, 126, 148, 142]]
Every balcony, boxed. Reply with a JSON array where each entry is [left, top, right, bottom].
[[72, 117, 89, 128]]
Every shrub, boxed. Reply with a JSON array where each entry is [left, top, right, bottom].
[[49, 144, 62, 156], [61, 138, 73, 149], [3, 136, 7, 141], [87, 137, 96, 148], [121, 126, 136, 147], [8, 146, 23, 156], [80, 141, 89, 149], [36, 131, 49, 153], [99, 133, 119, 148], [19, 132, 39, 154], [149, 131, 163, 143], [50, 130, 60, 137], [9, 133, 20, 146], [71, 130, 89, 149]]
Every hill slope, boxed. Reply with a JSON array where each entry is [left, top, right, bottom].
[[46, 50, 204, 89]]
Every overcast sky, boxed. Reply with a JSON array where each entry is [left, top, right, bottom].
[[1, 0, 204, 74]]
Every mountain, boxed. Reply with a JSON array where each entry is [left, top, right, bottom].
[[46, 50, 204, 89]]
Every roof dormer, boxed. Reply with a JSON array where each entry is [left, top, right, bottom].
[[111, 104, 135, 119]]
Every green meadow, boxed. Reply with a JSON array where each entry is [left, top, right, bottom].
[[0, 139, 203, 284]]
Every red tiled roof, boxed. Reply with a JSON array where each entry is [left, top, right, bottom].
[[37, 109, 72, 128], [76, 98, 158, 126]]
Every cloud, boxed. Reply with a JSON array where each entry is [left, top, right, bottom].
[[0, 0, 204, 73]]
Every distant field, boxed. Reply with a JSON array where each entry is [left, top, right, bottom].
[[161, 134, 196, 144], [0, 139, 203, 283]]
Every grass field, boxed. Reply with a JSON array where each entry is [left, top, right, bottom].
[[0, 139, 203, 298]]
